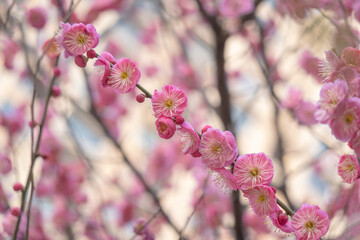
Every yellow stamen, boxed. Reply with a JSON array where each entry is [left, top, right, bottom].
[[250, 168, 260, 177], [345, 114, 354, 124], [165, 99, 173, 108], [305, 221, 315, 230], [121, 72, 129, 80]]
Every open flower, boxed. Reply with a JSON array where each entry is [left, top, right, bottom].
[[315, 80, 348, 124], [330, 98, 360, 142], [337, 154, 360, 184], [243, 185, 277, 216], [176, 121, 200, 154], [152, 85, 187, 118], [198, 128, 238, 169], [57, 22, 99, 58], [291, 204, 330, 240], [94, 52, 117, 88], [233, 153, 274, 190], [107, 58, 141, 93], [267, 206, 293, 234]]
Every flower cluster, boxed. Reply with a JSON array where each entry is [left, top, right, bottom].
[[315, 47, 360, 184], [57, 22, 331, 240]]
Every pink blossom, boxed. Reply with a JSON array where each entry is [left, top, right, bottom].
[[320, 49, 342, 81], [155, 117, 176, 139], [299, 50, 323, 83], [0, 154, 12, 175], [330, 98, 360, 142], [243, 185, 277, 216], [210, 167, 238, 190], [42, 38, 60, 58], [233, 153, 274, 190], [57, 22, 99, 58], [176, 121, 200, 154], [1, 38, 20, 70], [294, 101, 318, 126], [337, 154, 360, 184], [94, 52, 117, 88], [281, 87, 303, 110], [107, 58, 141, 93], [341, 47, 360, 67], [151, 85, 187, 118], [291, 204, 330, 240], [315, 80, 348, 123], [219, 0, 254, 18], [26, 7, 47, 29], [198, 128, 238, 169], [267, 206, 293, 234]]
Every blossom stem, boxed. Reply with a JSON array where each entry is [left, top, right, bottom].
[[277, 198, 295, 217]]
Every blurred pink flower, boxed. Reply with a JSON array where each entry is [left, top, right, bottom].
[[330, 98, 360, 142], [219, 0, 254, 18], [299, 50, 323, 83], [42, 38, 60, 59], [233, 153, 273, 190], [294, 101, 318, 126], [107, 58, 141, 93], [341, 47, 360, 67], [1, 38, 20, 70], [315, 80, 348, 123], [198, 128, 238, 169], [243, 185, 277, 216], [281, 87, 303, 110], [291, 203, 330, 240], [320, 49, 342, 82], [176, 121, 200, 154], [152, 85, 187, 118], [0, 154, 12, 175], [57, 22, 99, 58], [26, 7, 47, 29], [337, 154, 360, 184]]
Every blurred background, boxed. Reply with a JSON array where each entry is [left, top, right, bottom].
[[1, 0, 360, 239]]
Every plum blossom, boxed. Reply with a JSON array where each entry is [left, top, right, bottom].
[[0, 154, 12, 175], [329, 98, 360, 142], [155, 117, 176, 139], [299, 50, 323, 83], [243, 185, 277, 216], [267, 206, 293, 234], [315, 80, 348, 123], [320, 49, 342, 81], [294, 101, 318, 126], [152, 85, 187, 118], [176, 121, 200, 154], [210, 167, 238, 190], [198, 128, 238, 169], [337, 154, 360, 184], [291, 204, 330, 240], [107, 58, 141, 93], [219, 0, 254, 18], [57, 22, 99, 58], [233, 153, 274, 190], [94, 52, 117, 88], [26, 7, 47, 29], [341, 47, 360, 67], [42, 38, 60, 58]]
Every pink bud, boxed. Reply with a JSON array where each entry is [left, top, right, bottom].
[[52, 86, 61, 97], [11, 207, 20, 217], [86, 50, 97, 59], [28, 120, 37, 128], [136, 94, 146, 103], [201, 125, 212, 133], [191, 150, 202, 158], [74, 55, 88, 68], [13, 182, 23, 191], [175, 116, 185, 125], [53, 67, 61, 77], [278, 212, 288, 225]]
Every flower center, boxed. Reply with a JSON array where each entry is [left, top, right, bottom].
[[257, 194, 266, 202], [165, 99, 174, 108], [344, 114, 354, 124], [158, 123, 168, 133], [77, 34, 88, 45], [305, 221, 315, 230], [250, 167, 260, 177], [343, 164, 355, 172], [212, 144, 222, 154], [121, 71, 129, 80]]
